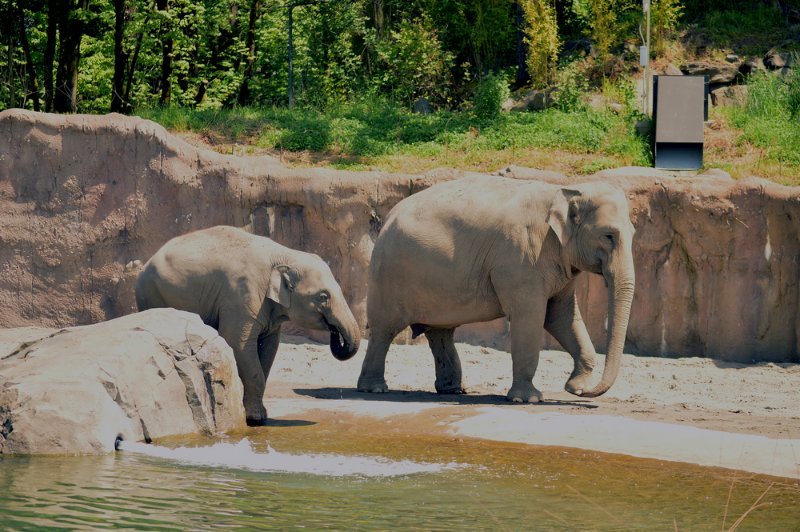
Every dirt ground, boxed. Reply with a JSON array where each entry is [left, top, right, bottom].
[[265, 337, 800, 479]]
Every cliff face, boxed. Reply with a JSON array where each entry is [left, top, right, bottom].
[[1, 109, 797, 363]]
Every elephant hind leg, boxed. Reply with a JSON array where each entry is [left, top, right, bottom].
[[425, 328, 465, 394], [358, 322, 403, 393]]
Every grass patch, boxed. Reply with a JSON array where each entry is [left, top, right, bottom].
[[731, 73, 800, 165], [138, 98, 651, 175], [702, 5, 792, 55]]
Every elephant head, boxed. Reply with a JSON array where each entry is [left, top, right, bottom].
[[548, 182, 636, 397], [268, 259, 361, 361]]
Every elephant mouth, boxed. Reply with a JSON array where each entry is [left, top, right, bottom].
[[323, 317, 357, 360]]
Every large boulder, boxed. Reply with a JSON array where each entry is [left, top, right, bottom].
[[681, 61, 740, 84], [710, 85, 748, 107], [0, 308, 245, 454]]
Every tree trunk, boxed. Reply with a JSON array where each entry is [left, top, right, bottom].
[[6, 26, 14, 109], [44, 0, 58, 112], [111, 0, 128, 112], [123, 11, 149, 107], [157, 0, 172, 105], [237, 0, 260, 106], [514, 1, 530, 88], [18, 3, 41, 111], [53, 0, 88, 113], [371, 0, 384, 35]]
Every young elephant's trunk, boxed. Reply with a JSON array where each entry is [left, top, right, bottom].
[[327, 304, 361, 361], [581, 253, 635, 398]]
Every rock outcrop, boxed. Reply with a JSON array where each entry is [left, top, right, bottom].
[[1, 110, 799, 364], [0, 308, 245, 454]]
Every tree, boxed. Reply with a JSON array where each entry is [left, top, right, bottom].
[[237, 0, 261, 105], [156, 0, 172, 105], [111, 0, 129, 112], [519, 0, 560, 89], [53, 0, 90, 113], [43, 0, 58, 111], [17, 1, 42, 111]]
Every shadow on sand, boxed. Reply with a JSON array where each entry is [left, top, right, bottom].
[[292, 387, 598, 409]]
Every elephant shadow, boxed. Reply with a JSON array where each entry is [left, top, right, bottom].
[[292, 387, 598, 408]]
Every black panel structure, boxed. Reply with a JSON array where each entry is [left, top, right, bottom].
[[653, 75, 708, 170]]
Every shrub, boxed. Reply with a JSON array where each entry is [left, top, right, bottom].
[[651, 0, 684, 55], [473, 74, 510, 121], [369, 18, 455, 106], [554, 62, 588, 112]]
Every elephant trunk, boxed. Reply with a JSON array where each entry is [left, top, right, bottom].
[[327, 304, 361, 361], [581, 253, 635, 398]]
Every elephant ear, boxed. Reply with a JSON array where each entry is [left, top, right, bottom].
[[267, 265, 295, 308], [547, 188, 582, 246]]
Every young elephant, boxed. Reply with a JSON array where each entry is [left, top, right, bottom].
[[358, 175, 635, 403], [136, 226, 361, 424]]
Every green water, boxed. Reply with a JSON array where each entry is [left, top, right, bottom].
[[1, 419, 799, 530]]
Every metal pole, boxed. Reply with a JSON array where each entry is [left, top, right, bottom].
[[639, 0, 651, 116], [645, 1, 651, 116], [288, 3, 294, 108]]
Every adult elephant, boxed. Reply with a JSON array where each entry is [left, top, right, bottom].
[[358, 175, 635, 403], [136, 226, 361, 424]]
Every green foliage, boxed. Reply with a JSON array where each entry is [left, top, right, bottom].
[[788, 65, 800, 120], [577, 0, 636, 60], [651, 0, 684, 54], [519, 0, 561, 89], [473, 73, 510, 120], [554, 61, 588, 112], [703, 5, 790, 53], [369, 17, 455, 105], [730, 72, 800, 165], [139, 99, 651, 169]]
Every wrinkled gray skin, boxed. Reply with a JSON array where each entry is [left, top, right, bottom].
[[136, 226, 360, 424], [358, 176, 635, 402]]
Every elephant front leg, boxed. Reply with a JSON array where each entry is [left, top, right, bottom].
[[258, 327, 282, 385], [424, 328, 465, 394], [507, 301, 546, 403], [220, 318, 268, 425], [544, 289, 597, 396]]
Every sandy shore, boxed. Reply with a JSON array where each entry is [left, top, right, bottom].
[[265, 338, 800, 479]]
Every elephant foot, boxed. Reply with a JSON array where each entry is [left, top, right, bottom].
[[245, 403, 268, 426], [357, 376, 388, 393], [246, 415, 269, 427], [436, 384, 466, 395], [565, 372, 594, 396], [435, 375, 465, 395], [507, 384, 543, 404]]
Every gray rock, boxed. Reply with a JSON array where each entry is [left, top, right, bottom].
[[739, 57, 766, 76], [503, 89, 553, 112], [764, 52, 790, 70], [725, 54, 740, 63], [710, 85, 748, 107], [663, 63, 683, 76], [411, 98, 432, 114], [681, 61, 740, 84], [0, 309, 246, 454]]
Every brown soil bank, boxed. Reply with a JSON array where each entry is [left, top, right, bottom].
[[0, 109, 798, 363]]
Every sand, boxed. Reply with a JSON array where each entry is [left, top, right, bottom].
[[265, 338, 800, 479]]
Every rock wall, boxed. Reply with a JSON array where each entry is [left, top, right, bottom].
[[0, 109, 798, 363]]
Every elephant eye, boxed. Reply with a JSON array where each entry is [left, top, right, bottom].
[[605, 233, 616, 246], [317, 291, 330, 304]]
